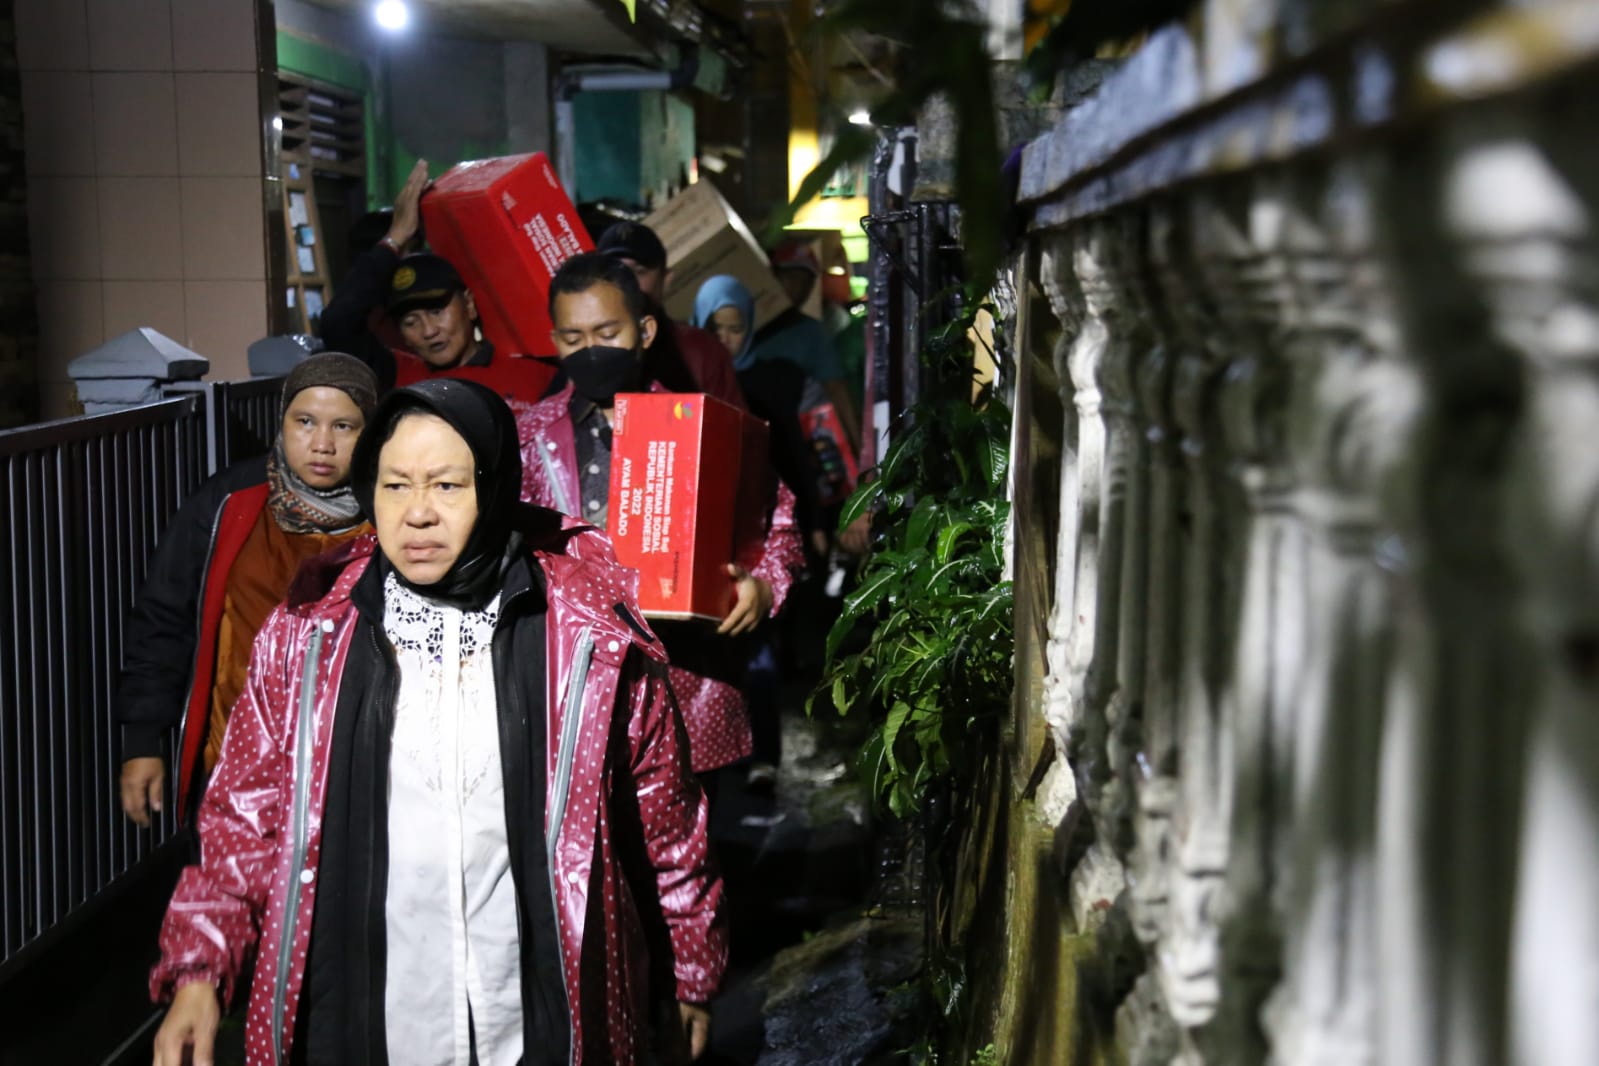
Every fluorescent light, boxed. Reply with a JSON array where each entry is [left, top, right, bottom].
[[374, 0, 409, 31], [848, 109, 872, 126]]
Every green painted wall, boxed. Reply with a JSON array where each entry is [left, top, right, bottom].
[[275, 29, 386, 208], [573, 91, 643, 204], [275, 30, 364, 90], [573, 89, 696, 209], [640, 91, 696, 203]]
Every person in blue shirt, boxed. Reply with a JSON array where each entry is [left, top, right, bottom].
[[758, 244, 861, 454]]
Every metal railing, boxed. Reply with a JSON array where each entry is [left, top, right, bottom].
[[164, 377, 283, 467], [0, 379, 281, 974]]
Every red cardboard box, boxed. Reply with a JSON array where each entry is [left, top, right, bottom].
[[608, 393, 771, 621], [421, 153, 592, 359], [799, 402, 859, 505]]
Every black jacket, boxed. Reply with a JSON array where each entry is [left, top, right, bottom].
[[117, 455, 269, 762], [737, 359, 825, 540], [319, 243, 406, 392], [296, 538, 568, 1065]]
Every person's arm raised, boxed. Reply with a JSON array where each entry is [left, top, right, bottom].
[[319, 159, 433, 383], [385, 158, 429, 251]]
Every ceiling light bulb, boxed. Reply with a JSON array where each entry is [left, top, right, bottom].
[[848, 109, 872, 126], [375, 0, 409, 31]]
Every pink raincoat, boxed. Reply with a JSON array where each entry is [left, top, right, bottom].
[[150, 521, 727, 1064], [516, 382, 805, 773]]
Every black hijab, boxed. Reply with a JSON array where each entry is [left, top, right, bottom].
[[311, 379, 567, 1065], [351, 378, 524, 611]]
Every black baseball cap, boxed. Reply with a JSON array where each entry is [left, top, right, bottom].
[[596, 221, 667, 272], [386, 253, 465, 316]]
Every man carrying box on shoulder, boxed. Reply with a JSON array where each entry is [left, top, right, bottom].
[[321, 160, 551, 408], [516, 253, 805, 779]]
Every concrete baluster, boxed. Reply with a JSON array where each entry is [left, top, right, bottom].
[[1445, 133, 1599, 1066]]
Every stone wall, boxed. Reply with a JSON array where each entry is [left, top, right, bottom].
[[988, 2, 1599, 1063], [16, 0, 277, 419]]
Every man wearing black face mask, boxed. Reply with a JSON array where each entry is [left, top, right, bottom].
[[534, 254, 654, 530], [515, 253, 806, 783]]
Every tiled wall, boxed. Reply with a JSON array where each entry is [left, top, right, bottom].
[[16, 0, 273, 419]]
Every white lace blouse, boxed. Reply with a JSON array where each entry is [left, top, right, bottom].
[[381, 574, 523, 1066]]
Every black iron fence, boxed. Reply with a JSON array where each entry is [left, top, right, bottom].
[[863, 129, 969, 457], [0, 379, 281, 975]]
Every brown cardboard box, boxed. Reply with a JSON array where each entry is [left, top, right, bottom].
[[645, 181, 790, 331]]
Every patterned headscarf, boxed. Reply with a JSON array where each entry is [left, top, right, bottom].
[[267, 353, 378, 534]]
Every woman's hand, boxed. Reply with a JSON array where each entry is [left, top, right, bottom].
[[837, 513, 872, 557], [152, 981, 221, 1066], [675, 1001, 712, 1062], [717, 564, 773, 636], [120, 756, 166, 827]]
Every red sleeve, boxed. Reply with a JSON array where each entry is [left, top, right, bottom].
[[751, 480, 804, 616], [149, 610, 295, 1007], [674, 323, 749, 412], [625, 656, 729, 1003]]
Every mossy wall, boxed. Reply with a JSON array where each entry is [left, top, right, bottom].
[[937, 264, 1123, 1066]]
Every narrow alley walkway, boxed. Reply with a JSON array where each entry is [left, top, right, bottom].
[[705, 698, 924, 1065]]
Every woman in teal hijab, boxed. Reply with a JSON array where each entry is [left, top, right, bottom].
[[692, 275, 757, 370], [691, 274, 788, 790]]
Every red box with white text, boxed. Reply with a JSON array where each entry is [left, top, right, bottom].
[[421, 152, 591, 359], [608, 393, 770, 621]]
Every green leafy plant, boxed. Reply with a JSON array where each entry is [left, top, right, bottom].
[[812, 302, 1013, 818]]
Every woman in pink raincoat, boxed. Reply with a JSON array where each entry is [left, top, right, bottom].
[[150, 379, 727, 1066]]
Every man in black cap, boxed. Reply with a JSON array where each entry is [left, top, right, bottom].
[[596, 220, 746, 410], [320, 159, 548, 408], [382, 252, 488, 381]]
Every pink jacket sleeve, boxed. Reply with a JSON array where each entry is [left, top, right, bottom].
[[751, 480, 805, 617], [148, 610, 293, 1007], [624, 656, 729, 1004]]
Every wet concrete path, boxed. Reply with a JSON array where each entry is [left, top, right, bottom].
[[701, 698, 928, 1065]]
